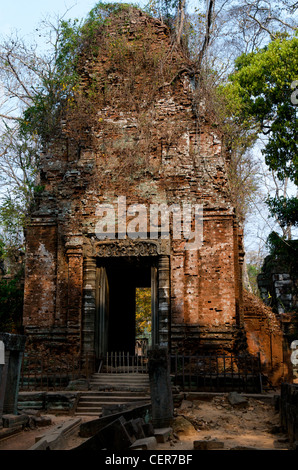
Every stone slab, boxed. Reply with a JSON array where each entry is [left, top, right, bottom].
[[32, 416, 53, 427], [2, 414, 29, 429], [0, 426, 23, 441], [130, 436, 157, 450], [154, 427, 173, 443], [193, 439, 225, 450], [29, 418, 81, 450], [97, 416, 136, 451], [79, 403, 151, 438], [227, 392, 248, 408], [125, 418, 146, 440]]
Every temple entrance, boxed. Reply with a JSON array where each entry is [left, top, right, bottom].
[[95, 256, 158, 358]]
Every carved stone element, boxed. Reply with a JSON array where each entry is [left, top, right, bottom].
[[95, 240, 159, 257], [158, 256, 170, 348], [82, 257, 97, 357]]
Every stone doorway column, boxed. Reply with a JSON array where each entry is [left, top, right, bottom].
[[82, 257, 96, 361], [158, 255, 170, 348]]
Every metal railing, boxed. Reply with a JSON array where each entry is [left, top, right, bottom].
[[170, 353, 263, 393], [104, 351, 148, 374], [20, 352, 95, 391], [20, 350, 263, 393]]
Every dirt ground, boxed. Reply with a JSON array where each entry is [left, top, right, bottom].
[[0, 394, 290, 451]]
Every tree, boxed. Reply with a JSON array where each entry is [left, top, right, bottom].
[[0, 269, 24, 333], [222, 35, 298, 232], [135, 288, 151, 339]]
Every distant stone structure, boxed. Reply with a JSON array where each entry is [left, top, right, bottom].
[[22, 7, 287, 382]]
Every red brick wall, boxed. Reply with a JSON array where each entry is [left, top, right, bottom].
[[23, 221, 57, 330]]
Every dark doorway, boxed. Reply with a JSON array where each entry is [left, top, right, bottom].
[[96, 256, 157, 356]]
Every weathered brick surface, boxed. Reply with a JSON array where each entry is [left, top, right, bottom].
[[22, 7, 285, 376], [243, 290, 289, 384]]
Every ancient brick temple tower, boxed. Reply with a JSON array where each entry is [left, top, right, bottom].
[[23, 7, 247, 364]]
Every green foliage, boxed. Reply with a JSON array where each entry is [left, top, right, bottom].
[[145, 0, 178, 23], [0, 195, 25, 252], [0, 234, 24, 333], [225, 36, 298, 185], [20, 17, 83, 142], [0, 272, 24, 333], [266, 195, 298, 227], [263, 231, 298, 274], [247, 264, 261, 296], [19, 2, 153, 143], [135, 287, 151, 338], [222, 37, 298, 229]]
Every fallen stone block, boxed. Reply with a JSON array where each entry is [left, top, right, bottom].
[[0, 426, 23, 441], [31, 431, 65, 450], [130, 436, 157, 450], [227, 392, 248, 408], [2, 414, 29, 429], [125, 418, 146, 440], [154, 427, 173, 443], [193, 439, 225, 450], [29, 418, 81, 450], [79, 403, 151, 438], [32, 416, 53, 427], [96, 416, 136, 451]]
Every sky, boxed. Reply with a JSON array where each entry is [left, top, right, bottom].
[[1, 1, 99, 36], [0, 0, 140, 39]]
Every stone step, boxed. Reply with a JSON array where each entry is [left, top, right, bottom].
[[91, 378, 149, 381], [79, 396, 150, 404], [92, 375, 149, 381], [75, 411, 102, 417], [90, 379, 149, 384], [79, 391, 149, 397], [75, 373, 151, 416], [90, 383, 150, 390], [90, 379, 149, 388], [93, 373, 149, 377], [78, 393, 150, 399]]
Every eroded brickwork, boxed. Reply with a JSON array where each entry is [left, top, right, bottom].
[[243, 291, 289, 385], [22, 8, 285, 376]]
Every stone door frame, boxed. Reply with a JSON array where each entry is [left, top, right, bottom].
[[81, 239, 170, 362]]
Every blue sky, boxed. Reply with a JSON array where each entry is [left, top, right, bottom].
[[0, 1, 142, 39], [1, 1, 91, 36]]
